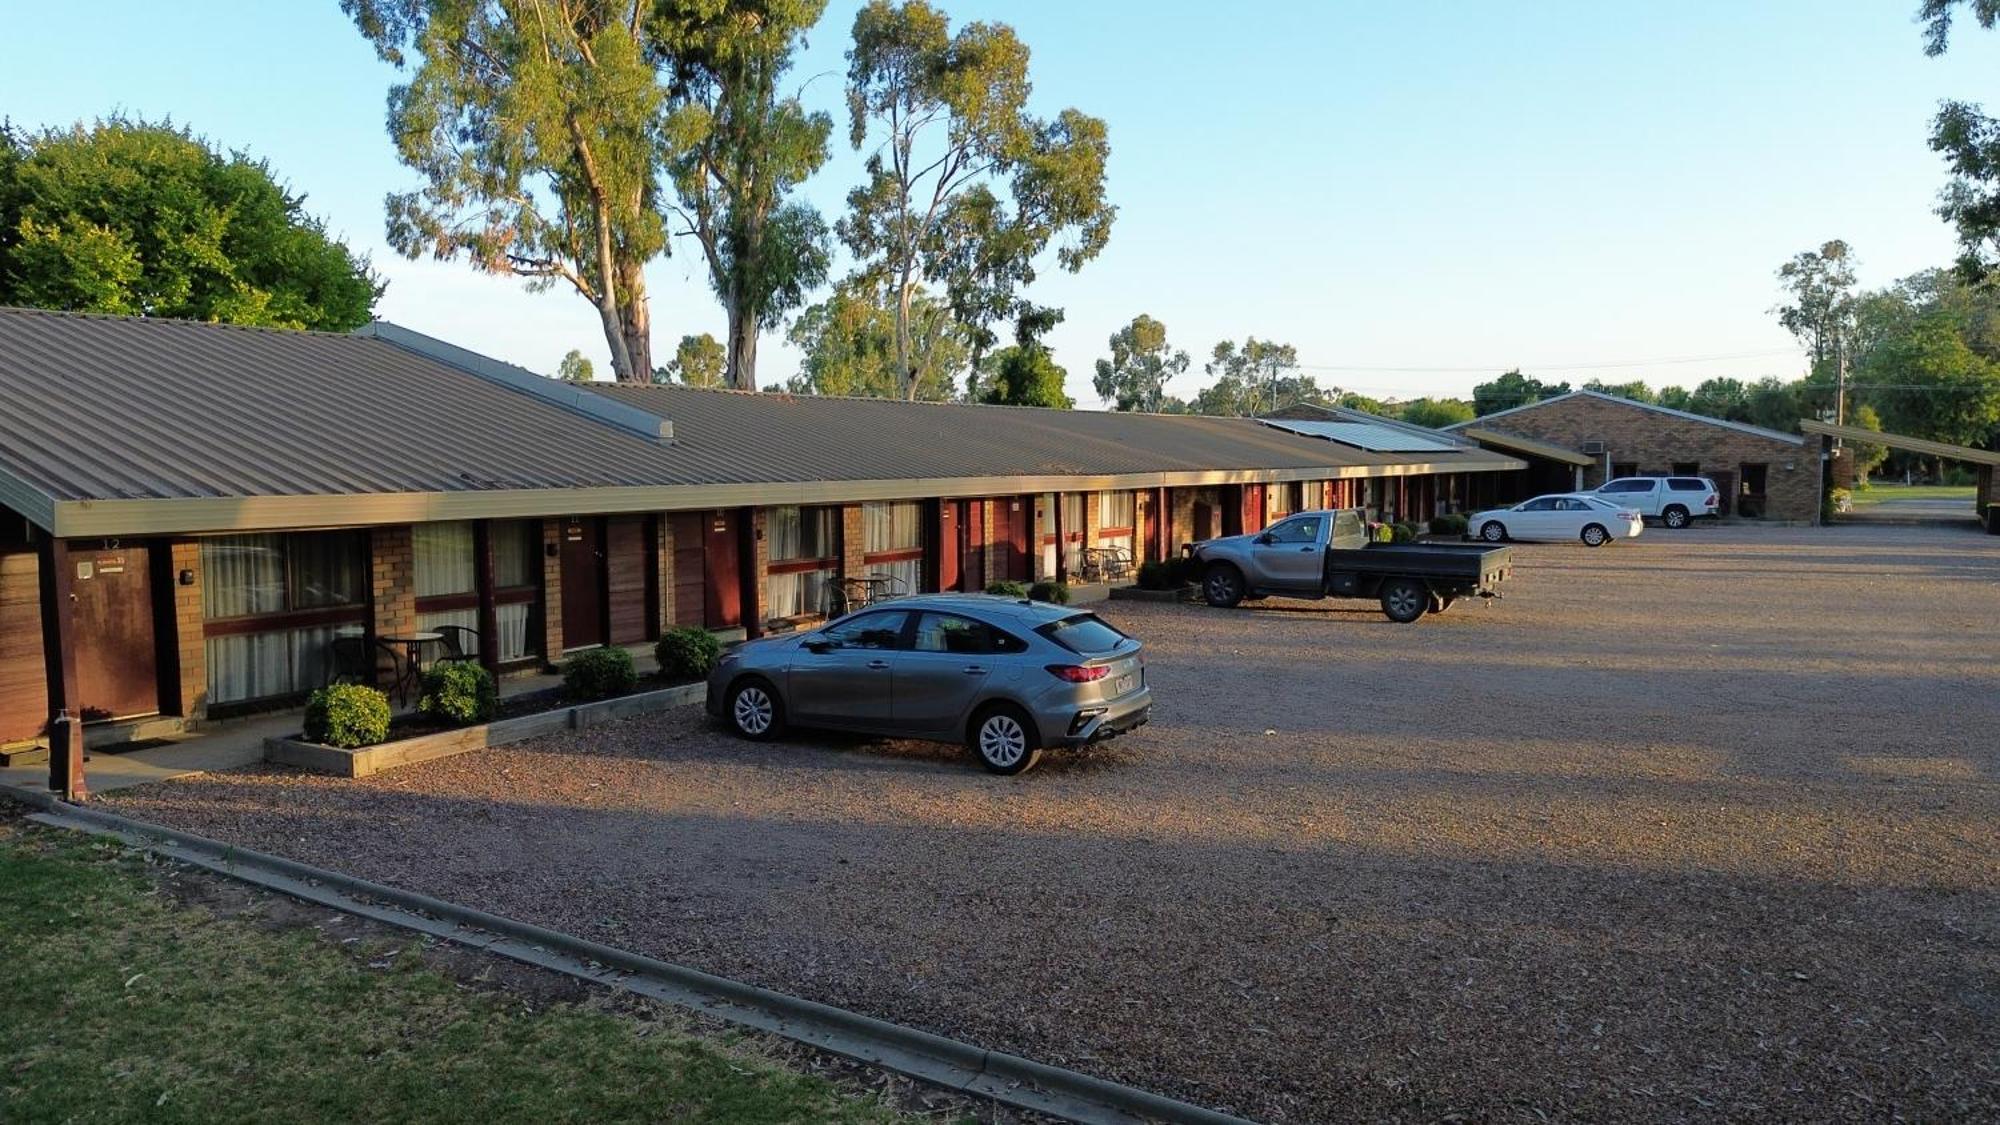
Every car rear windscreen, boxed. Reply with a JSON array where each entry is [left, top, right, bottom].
[[1667, 478, 1708, 491], [1038, 613, 1130, 655]]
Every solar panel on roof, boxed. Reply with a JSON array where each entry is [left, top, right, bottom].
[[1259, 418, 1460, 452]]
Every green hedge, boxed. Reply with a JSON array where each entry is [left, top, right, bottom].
[[416, 662, 496, 726], [1429, 513, 1469, 537], [655, 627, 723, 681], [984, 580, 1029, 598], [1136, 556, 1200, 590], [304, 683, 391, 749], [1390, 522, 1417, 543], [1028, 580, 1071, 604], [561, 647, 636, 701]]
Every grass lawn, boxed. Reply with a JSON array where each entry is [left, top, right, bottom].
[[1847, 482, 1979, 506], [0, 821, 925, 1125]]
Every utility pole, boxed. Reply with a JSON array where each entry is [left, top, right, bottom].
[[1834, 336, 1848, 428]]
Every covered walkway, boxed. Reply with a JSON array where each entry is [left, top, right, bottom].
[[1803, 419, 2000, 531]]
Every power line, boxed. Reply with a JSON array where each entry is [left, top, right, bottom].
[[1289, 348, 1800, 375]]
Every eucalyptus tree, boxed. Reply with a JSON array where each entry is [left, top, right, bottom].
[[839, 0, 1114, 398], [659, 331, 726, 386], [344, 0, 670, 379], [657, 0, 833, 390], [1093, 314, 1189, 412], [1921, 2, 2000, 277], [1774, 240, 1857, 380]]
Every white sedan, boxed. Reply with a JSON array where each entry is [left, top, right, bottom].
[[1468, 494, 1643, 547]]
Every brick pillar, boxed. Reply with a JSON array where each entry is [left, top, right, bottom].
[[1083, 491, 1102, 550], [540, 519, 563, 662], [168, 540, 206, 719], [1830, 446, 1858, 492], [839, 505, 867, 579], [369, 526, 416, 640]]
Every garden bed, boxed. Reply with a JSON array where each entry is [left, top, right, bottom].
[[265, 679, 706, 779]]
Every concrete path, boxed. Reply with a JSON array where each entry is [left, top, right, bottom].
[[1843, 497, 1982, 525]]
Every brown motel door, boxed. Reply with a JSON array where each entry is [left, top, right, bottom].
[[667, 513, 706, 628], [962, 500, 985, 591], [73, 544, 159, 721], [702, 510, 743, 629], [604, 516, 650, 645], [560, 519, 605, 650]]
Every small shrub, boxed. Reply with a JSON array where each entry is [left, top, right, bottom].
[[1136, 558, 1198, 590], [1369, 522, 1395, 543], [304, 683, 391, 749], [1942, 465, 1978, 487], [1028, 580, 1071, 604], [416, 661, 496, 726], [1429, 514, 1469, 537], [985, 580, 1029, 598], [655, 626, 723, 681], [1390, 522, 1417, 543], [562, 646, 636, 701]]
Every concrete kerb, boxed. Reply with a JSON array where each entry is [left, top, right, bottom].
[[18, 799, 1257, 1125]]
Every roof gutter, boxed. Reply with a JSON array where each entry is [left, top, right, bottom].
[[47, 456, 1527, 538]]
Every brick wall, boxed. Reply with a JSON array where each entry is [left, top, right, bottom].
[[656, 516, 675, 630], [839, 505, 866, 579], [168, 539, 205, 719], [1477, 395, 1819, 521], [540, 519, 563, 661], [369, 526, 416, 638]]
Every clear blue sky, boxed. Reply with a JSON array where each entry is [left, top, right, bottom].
[[5, 1, 1998, 405]]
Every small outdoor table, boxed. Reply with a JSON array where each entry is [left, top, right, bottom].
[[379, 630, 443, 705]]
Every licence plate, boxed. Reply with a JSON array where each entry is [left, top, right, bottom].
[[1113, 673, 1137, 695]]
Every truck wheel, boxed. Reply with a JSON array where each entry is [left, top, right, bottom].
[[1203, 563, 1245, 608], [1479, 521, 1507, 542], [1580, 523, 1609, 547], [1662, 505, 1690, 529], [1381, 579, 1428, 623]]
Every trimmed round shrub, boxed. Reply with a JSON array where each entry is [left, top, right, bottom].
[[417, 661, 497, 726], [304, 683, 391, 749], [1136, 556, 1200, 590], [1391, 522, 1417, 543], [1369, 522, 1395, 543], [985, 580, 1029, 598], [1028, 580, 1071, 604], [655, 626, 723, 682], [562, 646, 637, 701], [1429, 514, 1469, 537]]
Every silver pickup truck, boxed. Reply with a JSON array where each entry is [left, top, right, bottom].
[[1186, 508, 1514, 623]]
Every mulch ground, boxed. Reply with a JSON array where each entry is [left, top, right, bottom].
[[108, 522, 2000, 1123]]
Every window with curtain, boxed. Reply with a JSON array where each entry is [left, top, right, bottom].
[[202, 531, 366, 705], [1097, 491, 1135, 560], [767, 506, 838, 619], [414, 522, 478, 643], [490, 520, 540, 662], [863, 501, 924, 594], [1039, 494, 1087, 576]]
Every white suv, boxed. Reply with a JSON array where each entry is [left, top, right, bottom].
[[1593, 476, 1720, 529]]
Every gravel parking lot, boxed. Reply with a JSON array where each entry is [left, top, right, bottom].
[[110, 522, 2000, 1122]]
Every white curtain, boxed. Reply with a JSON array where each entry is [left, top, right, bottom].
[[202, 535, 287, 618], [766, 568, 835, 619], [496, 603, 532, 661], [201, 532, 365, 704], [867, 558, 922, 596], [414, 521, 476, 597], [864, 502, 921, 552], [492, 520, 538, 587]]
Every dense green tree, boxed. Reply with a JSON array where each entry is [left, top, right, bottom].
[[1774, 240, 1858, 379], [1857, 310, 2000, 447], [785, 279, 964, 399], [1686, 377, 1752, 422], [979, 342, 1071, 408], [1471, 369, 1569, 415], [1656, 385, 1694, 411], [1581, 379, 1656, 403], [556, 349, 596, 383], [1093, 314, 1187, 411], [839, 0, 1114, 397], [0, 118, 378, 328], [658, 0, 832, 390], [344, 0, 671, 379], [658, 332, 726, 387], [1195, 338, 1309, 416], [1920, 3, 2000, 278], [1397, 397, 1475, 429], [1743, 376, 1804, 433], [1848, 402, 1891, 480]]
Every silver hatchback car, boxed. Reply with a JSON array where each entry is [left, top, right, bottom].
[[705, 594, 1151, 775]]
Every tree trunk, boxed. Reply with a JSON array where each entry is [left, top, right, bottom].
[[726, 306, 759, 391], [596, 296, 635, 381], [615, 262, 651, 382], [896, 272, 916, 400]]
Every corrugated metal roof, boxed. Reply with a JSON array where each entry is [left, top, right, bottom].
[[0, 308, 1522, 530]]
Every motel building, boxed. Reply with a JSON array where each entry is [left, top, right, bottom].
[[0, 308, 1525, 799]]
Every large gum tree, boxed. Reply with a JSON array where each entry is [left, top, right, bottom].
[[344, 0, 670, 379]]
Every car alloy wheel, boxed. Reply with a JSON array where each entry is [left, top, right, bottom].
[[979, 713, 1027, 768], [732, 684, 768, 736], [1480, 521, 1506, 542], [1663, 506, 1689, 529], [1203, 565, 1244, 608], [1581, 524, 1608, 547], [1381, 578, 1427, 623]]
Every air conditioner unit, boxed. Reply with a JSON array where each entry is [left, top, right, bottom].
[[1581, 440, 1607, 455]]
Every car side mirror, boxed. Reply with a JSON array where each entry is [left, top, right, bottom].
[[804, 637, 838, 654], [1254, 533, 1274, 546]]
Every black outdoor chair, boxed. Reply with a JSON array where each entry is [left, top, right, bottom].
[[326, 636, 402, 688], [433, 625, 481, 663]]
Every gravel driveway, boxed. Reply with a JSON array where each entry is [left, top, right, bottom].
[[110, 522, 2000, 1123]]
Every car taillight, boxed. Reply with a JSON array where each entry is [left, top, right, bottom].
[[1046, 664, 1109, 683], [1705, 495, 1718, 507]]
